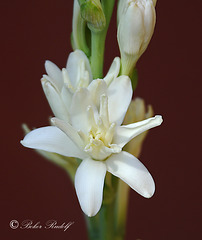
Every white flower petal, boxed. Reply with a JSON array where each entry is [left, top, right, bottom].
[[141, 1, 156, 54], [41, 79, 70, 122], [117, 0, 128, 24], [61, 84, 73, 110], [106, 151, 155, 198], [45, 60, 63, 91], [21, 126, 87, 159], [70, 88, 93, 133], [114, 115, 163, 148], [75, 158, 106, 217], [107, 75, 132, 125], [118, 3, 144, 56], [51, 118, 85, 150], [87, 79, 107, 108], [66, 50, 93, 87], [104, 57, 121, 86]]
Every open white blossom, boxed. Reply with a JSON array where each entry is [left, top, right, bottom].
[[41, 49, 120, 122], [21, 76, 163, 217]]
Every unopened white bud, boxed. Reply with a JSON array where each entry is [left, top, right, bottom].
[[117, 0, 156, 75]]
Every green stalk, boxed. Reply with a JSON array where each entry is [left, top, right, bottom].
[[90, 0, 115, 78], [85, 214, 100, 240], [99, 200, 115, 240], [91, 31, 106, 78], [114, 180, 130, 239], [72, 0, 90, 56], [84, 173, 126, 240], [85, 192, 118, 240]]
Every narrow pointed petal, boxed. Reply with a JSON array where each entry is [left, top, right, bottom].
[[99, 94, 109, 128], [106, 151, 155, 198], [107, 76, 132, 125], [104, 57, 121, 86], [66, 50, 93, 87], [114, 115, 163, 148], [21, 126, 87, 159], [41, 79, 70, 122], [51, 118, 85, 150], [75, 158, 106, 217], [61, 84, 73, 109], [45, 61, 63, 91], [88, 79, 107, 108], [70, 88, 93, 133]]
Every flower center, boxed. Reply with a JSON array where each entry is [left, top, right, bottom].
[[79, 95, 121, 161]]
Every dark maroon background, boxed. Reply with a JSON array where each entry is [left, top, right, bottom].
[[1, 0, 202, 239]]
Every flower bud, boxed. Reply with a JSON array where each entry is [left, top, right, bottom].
[[78, 0, 106, 32], [117, 0, 156, 75]]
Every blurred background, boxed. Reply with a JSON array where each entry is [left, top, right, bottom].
[[1, 0, 201, 239]]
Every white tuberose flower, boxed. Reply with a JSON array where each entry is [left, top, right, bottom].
[[41, 50, 120, 122], [21, 78, 162, 217]]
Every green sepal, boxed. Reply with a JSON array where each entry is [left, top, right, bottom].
[[130, 68, 138, 90]]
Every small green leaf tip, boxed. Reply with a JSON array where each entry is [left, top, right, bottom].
[[79, 0, 106, 32]]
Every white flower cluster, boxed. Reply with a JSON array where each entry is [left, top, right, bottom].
[[21, 49, 162, 217]]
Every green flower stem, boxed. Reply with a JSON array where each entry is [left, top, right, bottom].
[[99, 200, 115, 240], [84, 174, 127, 240], [85, 196, 117, 240], [72, 1, 90, 57], [115, 180, 130, 239], [85, 214, 100, 240], [90, 0, 115, 79], [91, 31, 106, 78], [102, 0, 115, 28], [75, 19, 90, 57]]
